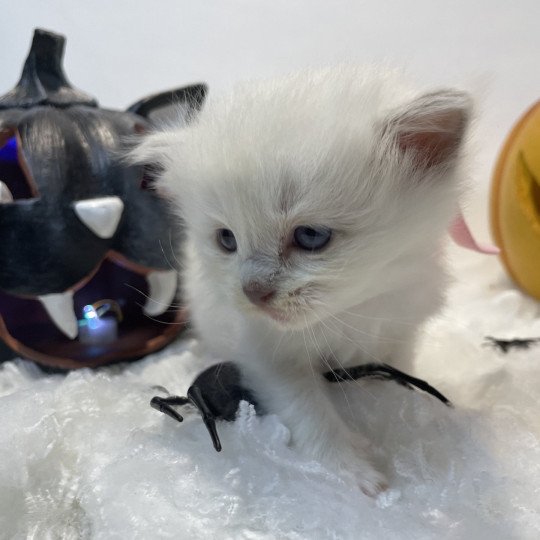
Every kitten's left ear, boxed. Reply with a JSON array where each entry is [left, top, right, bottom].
[[386, 90, 472, 168]]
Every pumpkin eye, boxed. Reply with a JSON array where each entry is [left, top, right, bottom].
[[217, 228, 237, 252], [293, 226, 332, 251], [0, 132, 39, 202]]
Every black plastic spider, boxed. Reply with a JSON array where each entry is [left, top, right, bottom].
[[484, 336, 540, 353], [150, 361, 451, 452]]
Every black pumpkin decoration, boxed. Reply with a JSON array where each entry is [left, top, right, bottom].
[[0, 29, 205, 369]]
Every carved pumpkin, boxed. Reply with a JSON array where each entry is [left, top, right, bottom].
[[0, 29, 206, 368], [491, 100, 540, 300]]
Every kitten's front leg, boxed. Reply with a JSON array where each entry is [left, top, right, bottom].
[[241, 363, 387, 497]]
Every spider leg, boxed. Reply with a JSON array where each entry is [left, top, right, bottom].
[[325, 363, 413, 388], [151, 385, 171, 394], [187, 385, 222, 452], [324, 363, 451, 406], [484, 336, 540, 353], [351, 363, 416, 390], [150, 395, 191, 423], [377, 364, 452, 407]]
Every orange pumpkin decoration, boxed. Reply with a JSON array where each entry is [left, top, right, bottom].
[[491, 100, 540, 300]]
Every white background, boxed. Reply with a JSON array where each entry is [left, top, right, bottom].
[[2, 0, 540, 235]]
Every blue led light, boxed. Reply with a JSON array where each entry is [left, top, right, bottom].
[[78, 302, 120, 345], [83, 304, 98, 319], [78, 301, 122, 334], [79, 304, 100, 330], [0, 137, 18, 162]]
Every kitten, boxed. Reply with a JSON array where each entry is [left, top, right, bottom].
[[132, 67, 471, 496]]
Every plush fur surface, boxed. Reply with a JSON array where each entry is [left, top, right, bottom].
[[131, 67, 473, 494], [0, 250, 539, 539]]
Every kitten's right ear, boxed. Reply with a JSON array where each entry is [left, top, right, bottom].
[[385, 90, 472, 169], [127, 131, 177, 168]]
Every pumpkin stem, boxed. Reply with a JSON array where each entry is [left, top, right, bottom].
[[0, 28, 97, 110]]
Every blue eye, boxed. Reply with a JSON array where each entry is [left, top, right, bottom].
[[217, 228, 237, 252], [293, 226, 332, 251]]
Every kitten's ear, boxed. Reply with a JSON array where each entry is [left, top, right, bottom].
[[127, 131, 178, 168], [386, 90, 472, 168]]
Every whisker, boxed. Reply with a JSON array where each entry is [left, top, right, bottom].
[[317, 305, 411, 345], [272, 331, 286, 363], [123, 282, 185, 310], [312, 311, 378, 401], [158, 238, 182, 272], [125, 296, 188, 326], [306, 320, 325, 368], [307, 317, 356, 421], [334, 308, 417, 327], [301, 314, 318, 385], [321, 314, 385, 365], [168, 229, 185, 270]]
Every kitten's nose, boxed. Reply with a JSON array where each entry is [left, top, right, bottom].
[[242, 282, 276, 306]]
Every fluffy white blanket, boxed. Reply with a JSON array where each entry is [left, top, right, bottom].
[[1, 247, 539, 540]]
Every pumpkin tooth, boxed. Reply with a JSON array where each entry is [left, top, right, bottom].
[[38, 291, 78, 339], [143, 270, 178, 317], [0, 180, 13, 203], [73, 196, 124, 239]]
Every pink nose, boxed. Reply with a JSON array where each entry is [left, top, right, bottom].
[[242, 283, 276, 306]]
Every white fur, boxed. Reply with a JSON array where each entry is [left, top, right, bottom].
[[131, 67, 472, 496]]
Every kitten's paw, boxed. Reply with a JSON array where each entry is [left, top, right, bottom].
[[347, 435, 388, 497], [355, 465, 388, 498], [325, 442, 388, 497]]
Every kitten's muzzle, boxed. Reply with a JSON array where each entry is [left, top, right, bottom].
[[242, 282, 276, 307]]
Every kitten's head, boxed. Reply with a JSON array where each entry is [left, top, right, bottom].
[[132, 68, 471, 329]]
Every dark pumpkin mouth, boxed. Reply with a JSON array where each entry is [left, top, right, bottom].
[[0, 253, 186, 369]]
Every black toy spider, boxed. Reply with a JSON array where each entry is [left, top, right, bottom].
[[150, 361, 451, 452], [484, 336, 540, 353]]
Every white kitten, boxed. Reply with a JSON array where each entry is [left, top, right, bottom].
[[132, 67, 471, 496]]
